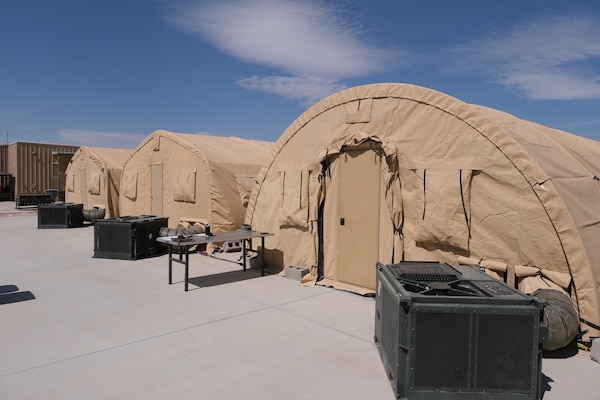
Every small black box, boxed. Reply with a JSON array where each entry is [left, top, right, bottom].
[[38, 203, 84, 228], [375, 261, 546, 399], [93, 216, 168, 260]]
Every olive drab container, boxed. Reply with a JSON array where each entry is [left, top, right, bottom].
[[374, 261, 547, 399]]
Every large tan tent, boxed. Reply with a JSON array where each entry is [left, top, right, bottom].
[[120, 130, 273, 231], [65, 146, 132, 218], [246, 83, 600, 339]]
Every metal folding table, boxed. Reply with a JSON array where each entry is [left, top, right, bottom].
[[157, 230, 273, 291]]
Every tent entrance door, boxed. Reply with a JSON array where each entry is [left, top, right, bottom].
[[151, 164, 163, 216], [334, 146, 381, 290]]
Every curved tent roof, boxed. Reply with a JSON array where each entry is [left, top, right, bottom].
[[246, 83, 600, 338], [120, 130, 273, 231], [65, 146, 132, 218]]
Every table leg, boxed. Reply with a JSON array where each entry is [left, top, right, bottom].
[[184, 246, 189, 291], [261, 237, 266, 276], [242, 239, 247, 272], [168, 244, 173, 284]]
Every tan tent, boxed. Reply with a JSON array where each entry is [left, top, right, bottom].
[[246, 83, 600, 339], [120, 130, 273, 231], [65, 146, 132, 218]]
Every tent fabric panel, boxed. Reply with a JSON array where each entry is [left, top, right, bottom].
[[104, 167, 123, 218], [208, 162, 246, 232], [267, 170, 323, 275], [473, 105, 600, 334], [431, 94, 599, 336], [377, 174, 401, 266], [550, 176, 600, 331], [234, 173, 256, 208], [85, 147, 132, 171]]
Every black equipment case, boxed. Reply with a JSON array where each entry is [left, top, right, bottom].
[[93, 216, 168, 260], [38, 202, 84, 229]]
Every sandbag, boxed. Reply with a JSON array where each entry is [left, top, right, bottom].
[[159, 223, 205, 237]]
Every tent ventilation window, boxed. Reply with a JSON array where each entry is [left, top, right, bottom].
[[66, 174, 75, 193], [278, 170, 310, 227], [88, 173, 101, 195], [123, 172, 138, 201], [413, 168, 473, 251], [174, 169, 196, 203]]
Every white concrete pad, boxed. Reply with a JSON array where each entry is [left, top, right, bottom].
[[0, 202, 599, 399]]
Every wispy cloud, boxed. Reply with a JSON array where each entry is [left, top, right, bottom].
[[167, 0, 404, 104], [446, 14, 600, 100], [237, 75, 348, 106], [58, 130, 147, 149]]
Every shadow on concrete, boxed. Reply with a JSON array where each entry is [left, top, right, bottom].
[[543, 346, 579, 359], [187, 268, 268, 289], [0, 285, 36, 304], [541, 373, 553, 399], [540, 346, 581, 398], [0, 284, 19, 294]]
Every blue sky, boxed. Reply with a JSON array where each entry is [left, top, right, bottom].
[[2, 0, 600, 148]]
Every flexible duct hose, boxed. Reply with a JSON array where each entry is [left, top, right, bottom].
[[534, 288, 579, 351], [82, 207, 106, 221]]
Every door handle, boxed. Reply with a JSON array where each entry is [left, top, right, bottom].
[[340, 217, 345, 226]]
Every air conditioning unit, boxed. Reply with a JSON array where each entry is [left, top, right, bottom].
[[374, 261, 546, 399], [93, 216, 168, 260], [38, 203, 84, 228]]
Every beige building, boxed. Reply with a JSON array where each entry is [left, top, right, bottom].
[[1, 142, 79, 201], [0, 145, 12, 200]]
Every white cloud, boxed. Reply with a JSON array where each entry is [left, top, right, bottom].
[[167, 0, 403, 103], [237, 75, 347, 106], [58, 130, 146, 149], [499, 70, 600, 100], [446, 14, 600, 100]]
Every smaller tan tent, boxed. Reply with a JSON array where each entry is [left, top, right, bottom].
[[65, 146, 132, 218], [119, 130, 273, 231]]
